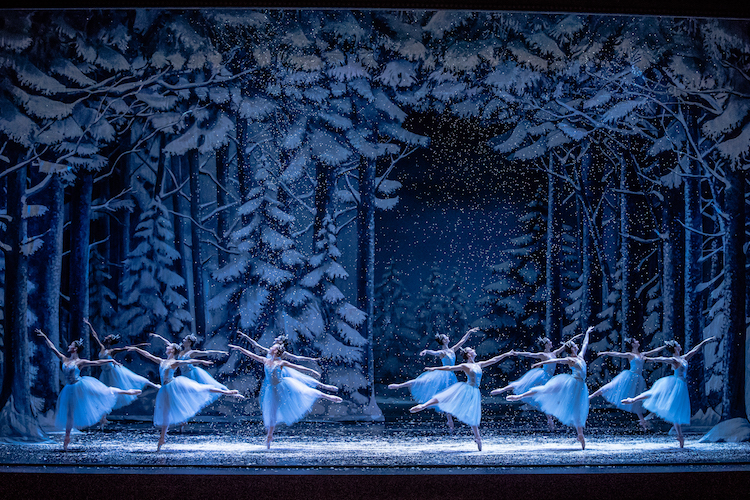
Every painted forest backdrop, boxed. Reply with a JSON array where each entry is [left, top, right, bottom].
[[0, 9, 748, 440]]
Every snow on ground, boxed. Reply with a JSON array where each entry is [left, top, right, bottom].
[[1, 419, 749, 471]]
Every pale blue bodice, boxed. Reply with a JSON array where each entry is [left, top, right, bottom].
[[265, 363, 284, 385], [441, 350, 456, 367], [62, 363, 81, 385], [100, 353, 113, 371], [159, 363, 176, 385], [465, 363, 482, 388], [629, 356, 645, 375], [543, 361, 556, 377], [570, 358, 587, 381], [674, 358, 687, 380], [178, 353, 194, 373]]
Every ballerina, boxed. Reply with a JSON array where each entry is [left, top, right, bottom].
[[588, 337, 665, 430], [490, 333, 583, 431], [85, 319, 160, 428], [35, 329, 142, 451], [237, 331, 338, 393], [621, 336, 718, 448], [408, 346, 516, 451], [388, 327, 478, 431], [228, 342, 342, 449], [125, 343, 243, 451], [506, 326, 593, 450]]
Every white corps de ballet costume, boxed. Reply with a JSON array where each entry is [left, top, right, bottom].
[[638, 358, 690, 425], [526, 357, 589, 428], [431, 363, 483, 427], [409, 350, 459, 405], [153, 362, 217, 427], [261, 361, 330, 428], [55, 363, 118, 430], [597, 356, 646, 413], [178, 352, 228, 405], [99, 354, 151, 410]]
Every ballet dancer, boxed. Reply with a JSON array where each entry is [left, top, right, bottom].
[[409, 346, 516, 451], [490, 332, 583, 431], [228, 342, 342, 449], [506, 326, 593, 450], [35, 329, 142, 451], [388, 327, 479, 431], [588, 337, 665, 430], [237, 331, 338, 392], [621, 336, 718, 448], [85, 319, 160, 428], [125, 343, 243, 451]]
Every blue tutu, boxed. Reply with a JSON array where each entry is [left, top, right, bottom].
[[99, 356, 151, 410], [640, 360, 690, 425], [432, 364, 483, 427], [55, 364, 118, 430], [179, 355, 228, 405], [153, 364, 216, 427], [410, 351, 458, 404], [598, 357, 646, 412], [262, 363, 329, 428], [508, 362, 555, 394], [526, 358, 589, 428]]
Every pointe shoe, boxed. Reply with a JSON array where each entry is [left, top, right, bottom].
[[63, 436, 71, 451], [621, 398, 634, 405], [506, 395, 521, 402], [387, 384, 399, 390], [474, 437, 482, 451], [157, 437, 166, 451], [409, 405, 422, 413], [578, 435, 585, 450]]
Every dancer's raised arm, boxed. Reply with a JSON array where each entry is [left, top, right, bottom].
[[478, 350, 515, 369], [552, 332, 583, 356], [450, 327, 480, 352], [237, 331, 319, 362], [149, 333, 172, 345], [579, 327, 592, 358], [684, 337, 718, 361], [182, 349, 229, 358], [228, 344, 267, 363], [84, 319, 106, 352], [76, 357, 118, 369], [125, 346, 163, 365], [531, 357, 572, 369], [35, 329, 66, 361]]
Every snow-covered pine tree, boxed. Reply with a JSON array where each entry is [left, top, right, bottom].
[[301, 214, 369, 415], [373, 259, 418, 385], [117, 197, 192, 343], [414, 267, 450, 344]]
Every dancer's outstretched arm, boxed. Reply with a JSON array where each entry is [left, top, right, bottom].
[[597, 351, 631, 359], [552, 332, 583, 356], [425, 364, 468, 373], [450, 327, 480, 352], [579, 327, 593, 358], [515, 351, 549, 360], [478, 350, 516, 369], [684, 337, 718, 361], [125, 346, 163, 365], [642, 355, 677, 366], [531, 357, 572, 369], [172, 358, 214, 369], [419, 348, 443, 357], [237, 331, 319, 362], [77, 358, 118, 369], [182, 349, 229, 358], [228, 344, 266, 364], [641, 345, 666, 356], [279, 360, 320, 378], [35, 329, 67, 361]]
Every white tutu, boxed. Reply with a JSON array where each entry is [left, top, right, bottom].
[[262, 364, 329, 428], [525, 359, 589, 428], [55, 364, 118, 430], [99, 360, 151, 410], [153, 364, 216, 427], [598, 358, 646, 413]]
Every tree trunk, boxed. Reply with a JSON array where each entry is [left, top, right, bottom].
[[314, 160, 333, 242], [662, 183, 684, 344], [189, 151, 207, 338], [36, 173, 65, 412], [684, 154, 706, 410], [619, 157, 637, 347], [0, 164, 48, 442], [720, 167, 746, 421], [171, 155, 191, 327], [580, 150, 602, 331], [356, 156, 382, 420], [216, 143, 231, 268], [545, 154, 563, 343], [68, 171, 93, 356]]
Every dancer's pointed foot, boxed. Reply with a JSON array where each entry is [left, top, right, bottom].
[[638, 418, 652, 431], [678, 435, 684, 448], [409, 404, 424, 413], [506, 395, 521, 402], [227, 390, 244, 398], [63, 435, 70, 451], [320, 384, 338, 392], [157, 437, 166, 452], [124, 389, 142, 396], [621, 397, 635, 405], [474, 436, 482, 451], [578, 434, 585, 450], [388, 383, 402, 390]]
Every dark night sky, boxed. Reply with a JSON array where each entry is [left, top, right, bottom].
[[375, 112, 546, 317]]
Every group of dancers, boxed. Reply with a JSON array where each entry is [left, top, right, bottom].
[[36, 320, 717, 452], [390, 326, 717, 450]]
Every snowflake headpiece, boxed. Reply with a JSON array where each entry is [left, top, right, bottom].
[[103, 334, 121, 347]]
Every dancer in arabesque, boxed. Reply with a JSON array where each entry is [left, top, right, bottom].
[[126, 343, 243, 451], [228, 342, 342, 449], [621, 336, 718, 448], [408, 345, 515, 451], [588, 337, 665, 430], [85, 319, 160, 429], [388, 327, 479, 431], [237, 331, 338, 392], [506, 327, 593, 450], [36, 329, 142, 451], [490, 332, 583, 431]]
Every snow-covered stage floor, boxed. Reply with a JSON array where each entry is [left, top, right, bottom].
[[1, 418, 748, 500]]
